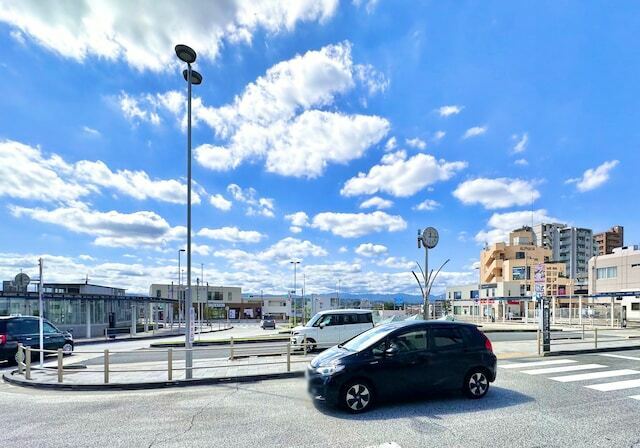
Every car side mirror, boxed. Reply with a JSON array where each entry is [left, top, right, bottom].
[[385, 346, 398, 357], [319, 323, 326, 329]]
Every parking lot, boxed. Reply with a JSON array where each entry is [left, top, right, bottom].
[[2, 347, 640, 447]]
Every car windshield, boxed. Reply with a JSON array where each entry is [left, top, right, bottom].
[[305, 313, 322, 327], [341, 324, 397, 352]]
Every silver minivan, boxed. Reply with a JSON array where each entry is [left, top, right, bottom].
[[290, 309, 374, 351]]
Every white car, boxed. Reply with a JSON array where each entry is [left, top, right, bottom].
[[290, 309, 374, 351]]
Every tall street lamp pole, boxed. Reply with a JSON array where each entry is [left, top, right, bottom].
[[290, 261, 300, 325], [178, 249, 185, 329], [176, 44, 202, 380]]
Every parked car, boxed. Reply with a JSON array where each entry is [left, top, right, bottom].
[[291, 309, 374, 351], [306, 320, 496, 413], [260, 315, 276, 329], [0, 316, 74, 363]]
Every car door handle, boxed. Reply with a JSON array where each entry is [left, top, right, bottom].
[[369, 361, 379, 365], [25, 337, 33, 341]]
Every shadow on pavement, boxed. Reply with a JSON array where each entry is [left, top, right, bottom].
[[313, 386, 533, 420]]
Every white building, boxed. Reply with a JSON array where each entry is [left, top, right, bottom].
[[589, 246, 640, 322], [262, 297, 291, 319], [149, 284, 241, 304]]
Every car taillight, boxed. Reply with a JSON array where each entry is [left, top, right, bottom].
[[484, 336, 493, 353], [0, 334, 6, 345]]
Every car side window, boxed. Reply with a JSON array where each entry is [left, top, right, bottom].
[[344, 314, 360, 325], [356, 313, 372, 324], [43, 322, 58, 334], [389, 329, 428, 353], [432, 327, 464, 350], [318, 314, 341, 326]]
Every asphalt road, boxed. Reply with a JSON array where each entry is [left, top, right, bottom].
[[3, 349, 640, 447]]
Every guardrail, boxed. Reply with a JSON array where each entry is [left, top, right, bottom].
[[14, 336, 315, 385], [536, 326, 640, 355]]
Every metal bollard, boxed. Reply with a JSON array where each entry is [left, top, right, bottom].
[[57, 349, 63, 383], [104, 349, 110, 384], [303, 335, 307, 356], [594, 328, 598, 349], [25, 347, 31, 380], [286, 343, 291, 372], [582, 324, 585, 340], [168, 348, 173, 381], [536, 329, 541, 356], [229, 336, 234, 360], [17, 344, 23, 375]]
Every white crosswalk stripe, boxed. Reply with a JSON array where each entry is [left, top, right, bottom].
[[597, 354, 640, 362], [521, 364, 607, 375], [629, 395, 640, 401], [549, 369, 640, 383], [586, 379, 640, 392], [500, 359, 577, 369]]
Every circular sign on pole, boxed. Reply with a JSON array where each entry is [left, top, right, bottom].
[[422, 227, 439, 249], [14, 273, 30, 289]]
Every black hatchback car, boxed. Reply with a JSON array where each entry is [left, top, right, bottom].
[[0, 316, 74, 363], [307, 320, 496, 413]]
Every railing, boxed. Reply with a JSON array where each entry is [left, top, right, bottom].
[[536, 326, 640, 355], [14, 336, 315, 385]]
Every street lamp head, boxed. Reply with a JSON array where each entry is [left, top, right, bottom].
[[179, 249, 186, 253], [175, 44, 197, 64], [183, 69, 203, 85]]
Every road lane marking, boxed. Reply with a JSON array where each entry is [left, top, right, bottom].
[[500, 359, 577, 369], [598, 354, 640, 361], [586, 378, 640, 391], [549, 369, 640, 382], [521, 364, 607, 375], [629, 395, 640, 401]]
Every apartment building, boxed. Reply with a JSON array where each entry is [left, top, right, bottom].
[[594, 225, 624, 255]]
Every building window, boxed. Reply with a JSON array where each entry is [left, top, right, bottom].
[[156, 289, 161, 298], [470, 290, 479, 299], [516, 252, 525, 259], [228, 292, 232, 301], [453, 291, 462, 300], [631, 303, 640, 311], [596, 267, 617, 279]]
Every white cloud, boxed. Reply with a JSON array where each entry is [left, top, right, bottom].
[[10, 203, 184, 248], [209, 194, 232, 211], [462, 126, 487, 139], [0, 140, 91, 203], [384, 137, 397, 151], [82, 126, 101, 137], [359, 196, 393, 210], [0, 0, 339, 71], [338, 246, 348, 253], [514, 158, 529, 166], [285, 211, 310, 233], [512, 133, 528, 153], [433, 131, 446, 141], [405, 137, 426, 150], [198, 226, 264, 244], [227, 184, 274, 217], [566, 160, 619, 192], [172, 42, 390, 178], [341, 151, 467, 197], [354, 64, 389, 95], [437, 105, 463, 117], [376, 256, 414, 270], [119, 92, 161, 125], [413, 199, 440, 211], [311, 211, 406, 238], [453, 177, 540, 209], [74, 160, 199, 204], [355, 243, 388, 257], [353, 0, 380, 14], [475, 209, 560, 245], [0, 140, 197, 206], [215, 237, 327, 267]]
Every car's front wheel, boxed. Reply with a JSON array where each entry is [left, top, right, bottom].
[[464, 369, 490, 399], [62, 343, 73, 355], [342, 380, 374, 413]]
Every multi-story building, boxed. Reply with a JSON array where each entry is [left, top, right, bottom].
[[588, 245, 640, 322], [594, 225, 624, 255], [531, 223, 596, 292]]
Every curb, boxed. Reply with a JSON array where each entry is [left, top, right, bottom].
[[75, 326, 234, 346], [542, 344, 640, 357], [2, 369, 304, 391]]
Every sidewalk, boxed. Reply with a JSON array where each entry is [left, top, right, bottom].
[[74, 324, 233, 345]]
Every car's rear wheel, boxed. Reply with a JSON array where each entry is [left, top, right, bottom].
[[464, 369, 490, 399], [342, 380, 374, 413], [305, 338, 316, 352], [62, 343, 73, 355]]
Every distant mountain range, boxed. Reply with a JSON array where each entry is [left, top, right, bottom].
[[243, 292, 445, 303]]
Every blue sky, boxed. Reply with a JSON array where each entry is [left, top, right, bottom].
[[0, 0, 637, 295]]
